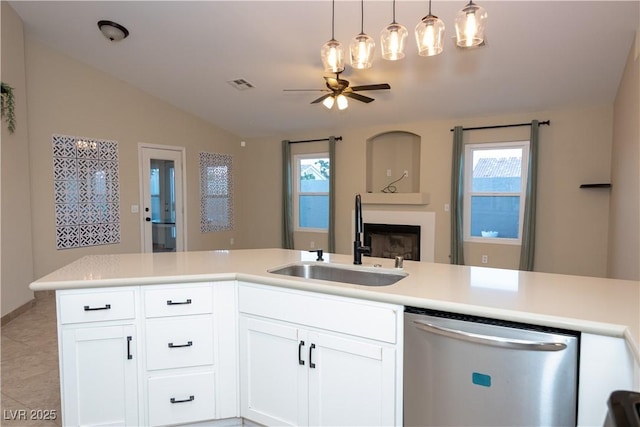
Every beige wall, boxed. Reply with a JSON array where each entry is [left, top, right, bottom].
[[242, 105, 615, 278], [1, 2, 35, 316], [608, 32, 640, 280], [24, 38, 243, 281]]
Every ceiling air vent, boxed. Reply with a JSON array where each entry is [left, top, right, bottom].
[[227, 78, 255, 91]]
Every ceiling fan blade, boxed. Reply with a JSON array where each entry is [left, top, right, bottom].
[[351, 83, 391, 91], [311, 94, 332, 104], [345, 92, 375, 103], [283, 89, 330, 92]]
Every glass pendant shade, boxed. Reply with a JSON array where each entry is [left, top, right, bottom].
[[322, 96, 335, 109], [321, 39, 345, 73], [381, 23, 408, 60], [455, 1, 487, 48], [350, 33, 375, 69], [336, 94, 349, 110], [415, 14, 445, 56]]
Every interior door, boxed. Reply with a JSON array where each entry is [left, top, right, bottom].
[[140, 146, 185, 253]]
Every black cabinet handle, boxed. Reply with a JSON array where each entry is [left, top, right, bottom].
[[309, 343, 316, 369], [167, 299, 192, 305], [168, 341, 193, 348], [126, 336, 133, 360], [170, 395, 195, 404], [298, 340, 305, 365], [84, 304, 111, 311]]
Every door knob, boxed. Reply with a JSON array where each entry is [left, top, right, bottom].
[[145, 217, 151, 222]]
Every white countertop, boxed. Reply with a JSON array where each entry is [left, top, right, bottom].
[[31, 248, 640, 360]]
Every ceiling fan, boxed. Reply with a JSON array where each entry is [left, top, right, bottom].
[[284, 73, 391, 110]]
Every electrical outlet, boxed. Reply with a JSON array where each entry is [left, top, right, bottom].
[[481, 255, 488, 264], [310, 241, 315, 249], [386, 169, 392, 177], [230, 237, 235, 245], [444, 203, 450, 212]]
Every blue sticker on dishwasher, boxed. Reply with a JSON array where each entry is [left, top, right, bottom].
[[472, 372, 491, 387]]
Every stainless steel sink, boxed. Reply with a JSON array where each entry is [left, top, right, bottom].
[[268, 262, 407, 286]]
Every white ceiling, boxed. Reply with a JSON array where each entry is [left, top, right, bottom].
[[9, 1, 640, 139]]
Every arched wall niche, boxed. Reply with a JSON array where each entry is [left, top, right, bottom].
[[366, 130, 421, 194]]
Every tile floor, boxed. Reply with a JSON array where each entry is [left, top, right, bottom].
[[1, 293, 61, 426]]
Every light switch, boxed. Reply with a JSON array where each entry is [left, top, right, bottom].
[[131, 204, 139, 213]]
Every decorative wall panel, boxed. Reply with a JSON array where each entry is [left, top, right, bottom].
[[52, 134, 120, 249], [199, 152, 234, 232]]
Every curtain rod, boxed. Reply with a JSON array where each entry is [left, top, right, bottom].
[[449, 120, 550, 132], [287, 136, 342, 144]]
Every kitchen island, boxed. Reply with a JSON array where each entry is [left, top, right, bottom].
[[31, 248, 640, 426]]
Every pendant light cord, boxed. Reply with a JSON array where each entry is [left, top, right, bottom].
[[392, 0, 397, 23], [331, 0, 335, 40], [360, 0, 365, 34], [428, 0, 432, 15]]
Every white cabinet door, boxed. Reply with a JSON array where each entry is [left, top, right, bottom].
[[308, 332, 397, 427], [60, 324, 139, 426], [239, 316, 308, 427]]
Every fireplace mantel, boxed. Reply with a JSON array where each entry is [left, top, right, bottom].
[[361, 192, 430, 205]]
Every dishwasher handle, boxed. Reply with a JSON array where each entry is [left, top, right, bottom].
[[413, 320, 567, 351]]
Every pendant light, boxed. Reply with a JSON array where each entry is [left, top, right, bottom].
[[455, 0, 487, 48], [380, 0, 408, 61], [415, 0, 445, 57], [349, 0, 375, 69], [321, 0, 345, 73]]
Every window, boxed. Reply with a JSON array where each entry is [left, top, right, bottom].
[[294, 154, 330, 231], [464, 141, 529, 243], [199, 152, 233, 232]]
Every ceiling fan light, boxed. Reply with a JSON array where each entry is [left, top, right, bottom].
[[322, 96, 335, 109], [415, 14, 445, 56], [336, 94, 349, 110], [350, 33, 375, 69], [381, 23, 408, 61], [455, 0, 487, 48], [321, 39, 345, 73]]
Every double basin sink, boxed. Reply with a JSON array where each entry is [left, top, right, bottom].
[[268, 262, 407, 286]]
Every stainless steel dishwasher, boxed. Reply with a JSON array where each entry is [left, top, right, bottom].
[[404, 307, 580, 427]]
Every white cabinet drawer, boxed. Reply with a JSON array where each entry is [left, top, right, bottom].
[[58, 289, 136, 324], [147, 371, 215, 427], [145, 317, 214, 370], [239, 283, 399, 344], [144, 285, 212, 318]]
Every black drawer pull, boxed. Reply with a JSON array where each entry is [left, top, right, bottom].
[[84, 304, 111, 311], [168, 341, 193, 348], [170, 395, 195, 404], [126, 336, 133, 360], [167, 299, 192, 306], [309, 343, 316, 369], [298, 340, 305, 366]]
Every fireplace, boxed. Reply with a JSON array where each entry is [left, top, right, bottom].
[[353, 209, 435, 262], [364, 223, 421, 261]]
